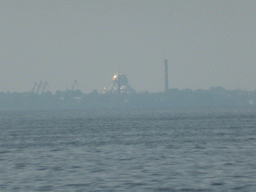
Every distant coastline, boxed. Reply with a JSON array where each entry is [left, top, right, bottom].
[[0, 87, 255, 110]]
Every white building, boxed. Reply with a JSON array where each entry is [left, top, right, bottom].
[[103, 72, 136, 95]]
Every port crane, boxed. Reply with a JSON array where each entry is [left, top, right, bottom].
[[71, 80, 79, 91], [32, 81, 49, 94], [32, 83, 38, 93], [36, 81, 43, 94], [41, 81, 49, 94]]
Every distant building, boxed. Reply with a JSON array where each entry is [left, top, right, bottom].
[[103, 72, 136, 95]]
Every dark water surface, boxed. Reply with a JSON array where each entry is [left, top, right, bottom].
[[0, 107, 256, 191]]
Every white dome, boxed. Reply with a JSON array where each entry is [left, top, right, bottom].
[[104, 72, 136, 94], [112, 73, 128, 86]]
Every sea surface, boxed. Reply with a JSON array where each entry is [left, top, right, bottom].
[[0, 106, 256, 191]]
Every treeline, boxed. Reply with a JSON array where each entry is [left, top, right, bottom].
[[0, 87, 255, 110]]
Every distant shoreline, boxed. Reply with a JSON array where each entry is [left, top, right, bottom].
[[0, 87, 255, 110]]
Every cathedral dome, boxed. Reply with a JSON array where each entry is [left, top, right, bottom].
[[112, 73, 128, 86], [103, 72, 136, 94]]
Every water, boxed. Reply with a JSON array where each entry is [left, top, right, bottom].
[[0, 107, 256, 191]]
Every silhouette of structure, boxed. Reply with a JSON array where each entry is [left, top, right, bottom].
[[103, 72, 136, 95], [32, 83, 38, 93], [32, 81, 49, 94], [71, 80, 79, 91], [41, 81, 49, 94]]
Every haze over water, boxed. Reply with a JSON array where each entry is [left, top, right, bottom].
[[1, 1, 256, 191], [1, 0, 256, 93], [1, 107, 256, 191]]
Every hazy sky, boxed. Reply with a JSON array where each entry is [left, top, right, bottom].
[[1, 0, 256, 93]]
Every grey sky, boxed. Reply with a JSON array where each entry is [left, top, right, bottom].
[[1, 0, 256, 93]]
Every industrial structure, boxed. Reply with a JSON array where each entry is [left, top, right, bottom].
[[32, 81, 49, 94], [71, 80, 79, 91], [30, 59, 169, 96], [103, 72, 136, 95]]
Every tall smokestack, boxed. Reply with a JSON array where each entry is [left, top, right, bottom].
[[164, 59, 168, 92]]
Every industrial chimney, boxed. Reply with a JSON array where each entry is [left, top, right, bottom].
[[164, 59, 168, 92]]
